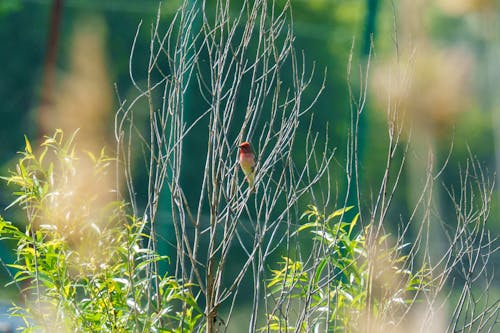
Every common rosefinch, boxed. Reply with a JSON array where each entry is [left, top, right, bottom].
[[238, 141, 256, 192]]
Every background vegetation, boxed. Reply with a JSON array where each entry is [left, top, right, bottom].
[[0, 0, 499, 332]]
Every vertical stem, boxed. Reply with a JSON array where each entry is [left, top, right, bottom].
[[39, 0, 63, 137], [206, 200, 217, 333], [206, 256, 215, 333], [362, 0, 379, 57]]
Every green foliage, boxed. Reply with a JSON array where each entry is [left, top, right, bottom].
[[265, 205, 431, 332], [0, 131, 203, 332], [0, 0, 21, 15]]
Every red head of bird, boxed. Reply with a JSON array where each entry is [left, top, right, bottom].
[[238, 141, 253, 154]]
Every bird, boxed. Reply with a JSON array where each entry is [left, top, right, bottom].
[[238, 141, 256, 192]]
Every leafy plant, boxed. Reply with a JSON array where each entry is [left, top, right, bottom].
[[0, 130, 203, 332], [265, 205, 431, 332]]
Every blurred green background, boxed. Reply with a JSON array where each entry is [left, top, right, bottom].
[[0, 0, 499, 327]]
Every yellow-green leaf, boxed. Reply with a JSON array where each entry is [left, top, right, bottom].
[[348, 213, 359, 236], [327, 206, 353, 221], [24, 135, 32, 154]]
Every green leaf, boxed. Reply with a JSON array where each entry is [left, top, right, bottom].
[[6, 264, 26, 270], [327, 206, 353, 221], [348, 213, 359, 237], [294, 222, 321, 234], [300, 205, 320, 221], [39, 146, 47, 164], [24, 135, 32, 154], [5, 194, 28, 210], [313, 258, 328, 285]]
